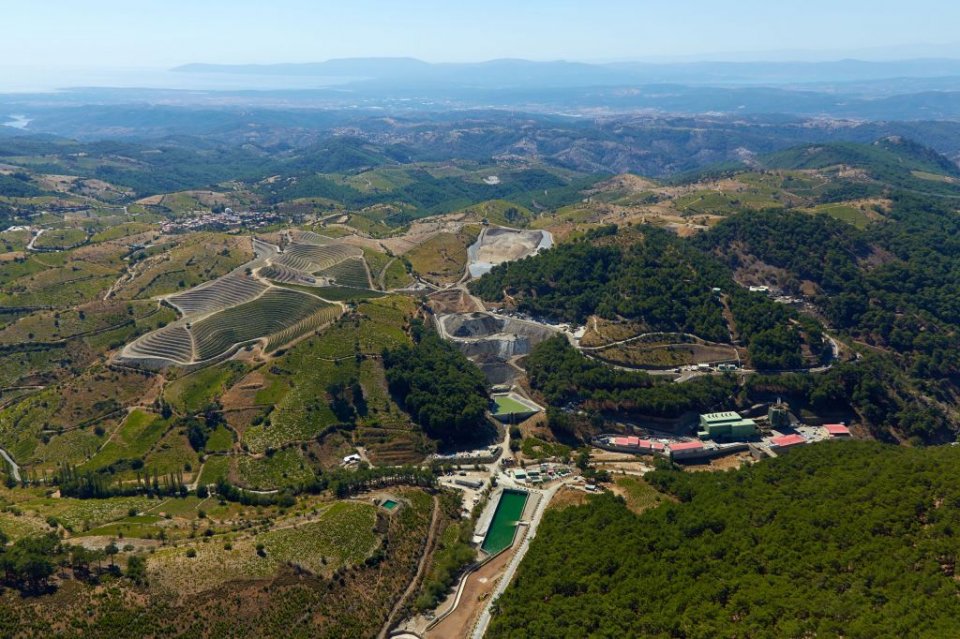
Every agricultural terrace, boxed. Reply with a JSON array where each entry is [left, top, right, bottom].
[[113, 234, 254, 300], [165, 272, 267, 318], [273, 242, 363, 273], [191, 289, 332, 360], [118, 233, 379, 368], [0, 249, 122, 308], [238, 296, 419, 458], [122, 288, 338, 367], [149, 501, 379, 595], [0, 300, 167, 345]]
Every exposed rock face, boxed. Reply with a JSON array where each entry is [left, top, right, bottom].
[[443, 312, 503, 338]]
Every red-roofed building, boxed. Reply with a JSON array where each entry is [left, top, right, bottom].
[[669, 440, 705, 460], [612, 437, 630, 447], [624, 436, 641, 447], [824, 424, 851, 438], [770, 433, 806, 453], [649, 441, 666, 452]]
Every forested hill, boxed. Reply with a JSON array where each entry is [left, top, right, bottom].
[[468, 225, 827, 370], [697, 197, 960, 380], [758, 137, 960, 197], [489, 441, 960, 638], [763, 137, 960, 178], [467, 178, 960, 441]]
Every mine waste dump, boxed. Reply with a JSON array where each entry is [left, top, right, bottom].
[[436, 312, 557, 383]]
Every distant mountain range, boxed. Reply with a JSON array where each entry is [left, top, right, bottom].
[[174, 57, 960, 89]]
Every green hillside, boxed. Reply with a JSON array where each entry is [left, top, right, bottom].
[[761, 138, 960, 196], [490, 442, 960, 639]]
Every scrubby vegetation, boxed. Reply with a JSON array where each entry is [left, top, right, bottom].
[[5, 113, 960, 639], [527, 335, 736, 417]]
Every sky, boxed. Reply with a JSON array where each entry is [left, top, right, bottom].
[[2, 0, 958, 68]]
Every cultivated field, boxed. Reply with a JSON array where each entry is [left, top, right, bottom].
[[165, 272, 268, 318], [115, 233, 398, 368], [121, 288, 337, 367]]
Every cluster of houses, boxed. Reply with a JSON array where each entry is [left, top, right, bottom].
[[159, 208, 282, 234]]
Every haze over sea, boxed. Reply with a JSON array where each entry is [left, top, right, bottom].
[[0, 66, 355, 93]]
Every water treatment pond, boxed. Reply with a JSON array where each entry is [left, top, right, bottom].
[[481, 489, 528, 554]]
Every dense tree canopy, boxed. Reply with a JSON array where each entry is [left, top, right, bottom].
[[471, 225, 817, 370], [383, 328, 489, 444], [470, 226, 730, 340], [472, 224, 829, 374], [490, 442, 960, 638]]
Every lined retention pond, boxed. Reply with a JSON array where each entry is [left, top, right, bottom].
[[481, 489, 528, 555]]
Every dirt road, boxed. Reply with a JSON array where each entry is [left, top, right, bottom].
[[378, 496, 442, 639]]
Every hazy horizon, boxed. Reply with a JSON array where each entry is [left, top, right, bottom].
[[3, 0, 959, 69]]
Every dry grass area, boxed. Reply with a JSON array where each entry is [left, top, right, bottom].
[[682, 451, 754, 472], [427, 289, 484, 314], [135, 190, 236, 211], [405, 226, 480, 284], [547, 487, 591, 511], [147, 501, 379, 596], [425, 540, 516, 639], [222, 407, 266, 437], [609, 476, 672, 514], [377, 218, 463, 255], [580, 318, 649, 348], [219, 370, 271, 411], [305, 431, 356, 469], [0, 489, 441, 638], [596, 341, 738, 369]]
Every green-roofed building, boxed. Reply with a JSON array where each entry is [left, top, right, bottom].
[[698, 411, 758, 441]]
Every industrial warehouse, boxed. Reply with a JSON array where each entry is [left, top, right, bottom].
[[596, 402, 854, 462]]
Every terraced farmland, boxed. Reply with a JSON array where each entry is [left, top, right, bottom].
[[274, 242, 363, 273], [259, 263, 324, 286], [122, 288, 341, 367], [191, 288, 333, 361], [317, 256, 372, 288], [125, 325, 195, 364], [293, 230, 333, 245], [116, 234, 388, 368], [264, 304, 343, 352], [165, 271, 268, 318]]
